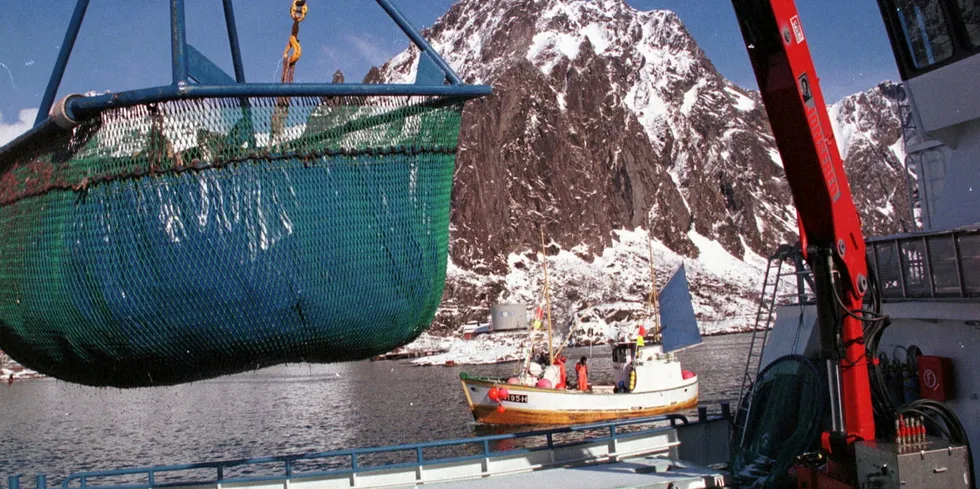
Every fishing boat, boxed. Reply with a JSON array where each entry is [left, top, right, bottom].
[[460, 261, 702, 425], [8, 0, 980, 487]]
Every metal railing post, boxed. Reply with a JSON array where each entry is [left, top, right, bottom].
[[609, 425, 618, 458], [35, 0, 91, 126], [221, 0, 246, 83], [896, 240, 909, 298], [952, 234, 966, 297], [482, 440, 491, 475], [871, 243, 880, 292], [349, 453, 358, 487], [7, 476, 19, 489], [170, 0, 189, 84], [415, 446, 425, 483], [923, 236, 936, 297], [547, 433, 555, 465]]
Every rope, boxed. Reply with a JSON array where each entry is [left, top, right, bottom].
[[272, 0, 308, 142]]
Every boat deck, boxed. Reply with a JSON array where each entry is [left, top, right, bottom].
[[392, 455, 726, 489]]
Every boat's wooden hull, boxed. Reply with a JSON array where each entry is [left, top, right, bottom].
[[461, 376, 699, 425]]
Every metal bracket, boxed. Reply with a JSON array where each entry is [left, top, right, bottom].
[[187, 45, 236, 85]]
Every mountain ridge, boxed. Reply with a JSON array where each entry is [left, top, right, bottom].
[[371, 0, 909, 334]]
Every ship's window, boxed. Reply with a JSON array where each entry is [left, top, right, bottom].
[[892, 0, 955, 68], [612, 345, 635, 363], [957, 0, 980, 48]]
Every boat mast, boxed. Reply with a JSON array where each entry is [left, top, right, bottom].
[[540, 228, 555, 365], [553, 307, 581, 360], [516, 286, 547, 376], [647, 234, 662, 338]]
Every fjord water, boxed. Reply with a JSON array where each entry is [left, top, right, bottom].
[[0, 333, 751, 481]]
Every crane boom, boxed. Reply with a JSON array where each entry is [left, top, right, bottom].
[[731, 0, 876, 447]]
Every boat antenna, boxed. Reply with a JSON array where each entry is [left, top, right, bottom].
[[540, 227, 555, 365], [647, 232, 662, 338]]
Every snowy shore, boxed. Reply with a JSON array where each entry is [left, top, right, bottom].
[[1, 366, 41, 381], [403, 317, 755, 366], [0, 319, 758, 378]]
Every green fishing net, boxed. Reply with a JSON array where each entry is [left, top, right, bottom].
[[0, 95, 465, 387]]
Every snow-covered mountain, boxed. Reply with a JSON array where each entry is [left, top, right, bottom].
[[830, 82, 913, 235], [372, 0, 909, 336]]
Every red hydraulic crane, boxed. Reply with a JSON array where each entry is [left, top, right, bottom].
[[730, 0, 876, 469]]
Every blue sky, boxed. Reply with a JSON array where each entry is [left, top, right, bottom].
[[0, 1, 899, 143]]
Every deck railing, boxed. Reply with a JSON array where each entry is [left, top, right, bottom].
[[868, 227, 980, 300], [776, 227, 980, 306], [7, 414, 696, 489]]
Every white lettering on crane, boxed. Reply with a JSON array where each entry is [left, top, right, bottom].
[[790, 16, 805, 44], [798, 72, 841, 202]]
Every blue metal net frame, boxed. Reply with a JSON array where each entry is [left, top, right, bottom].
[[1, 0, 491, 157]]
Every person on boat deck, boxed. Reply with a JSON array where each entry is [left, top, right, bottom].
[[535, 350, 549, 368], [575, 356, 589, 391], [554, 355, 567, 389]]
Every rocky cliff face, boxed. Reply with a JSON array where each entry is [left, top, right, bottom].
[[374, 0, 909, 334], [831, 81, 913, 235]]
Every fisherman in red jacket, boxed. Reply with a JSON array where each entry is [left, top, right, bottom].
[[555, 355, 567, 389], [575, 356, 589, 391]]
